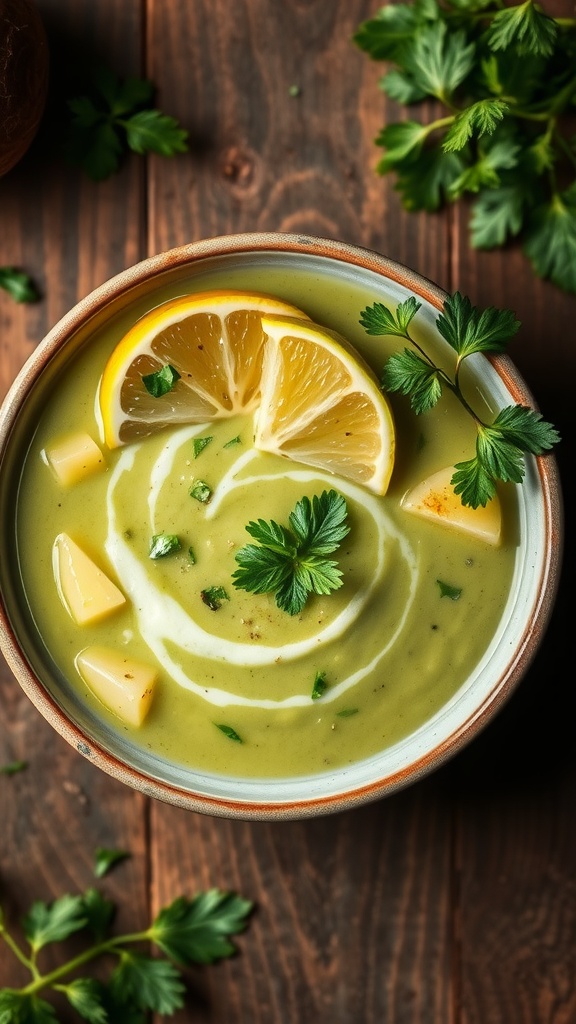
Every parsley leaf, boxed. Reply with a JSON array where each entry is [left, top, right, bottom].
[[375, 121, 430, 171], [123, 110, 188, 157], [150, 890, 253, 964], [353, 4, 427, 62], [23, 895, 87, 953], [381, 350, 444, 414], [393, 146, 466, 212], [360, 296, 421, 337], [361, 291, 559, 508], [0, 992, 58, 1024], [436, 292, 520, 357], [354, 2, 576, 292], [402, 21, 475, 104], [469, 184, 526, 247], [65, 64, 188, 180], [448, 135, 520, 199], [0, 267, 40, 303], [81, 888, 116, 942], [523, 190, 576, 295], [232, 490, 350, 615], [110, 952, 185, 1014], [93, 848, 130, 878], [60, 978, 108, 1024], [443, 99, 509, 153], [488, 0, 558, 57]]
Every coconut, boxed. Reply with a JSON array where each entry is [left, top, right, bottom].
[[0, 0, 49, 176]]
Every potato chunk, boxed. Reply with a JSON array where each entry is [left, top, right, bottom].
[[76, 646, 157, 726], [53, 533, 126, 624], [43, 432, 105, 486], [401, 466, 502, 546]]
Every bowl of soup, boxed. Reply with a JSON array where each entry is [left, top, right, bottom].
[[0, 233, 562, 819]]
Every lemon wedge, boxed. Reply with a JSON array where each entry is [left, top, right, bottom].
[[99, 290, 310, 448], [401, 466, 502, 545], [99, 292, 395, 494], [254, 315, 395, 495]]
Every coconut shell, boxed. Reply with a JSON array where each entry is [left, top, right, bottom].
[[0, 0, 49, 176]]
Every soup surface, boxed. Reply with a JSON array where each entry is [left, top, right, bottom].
[[15, 261, 517, 778]]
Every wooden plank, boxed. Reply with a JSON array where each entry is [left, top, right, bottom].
[[146, 2, 455, 1021], [151, 781, 454, 1024], [0, 0, 149, 999], [146, 0, 449, 287], [450, 205, 576, 1024]]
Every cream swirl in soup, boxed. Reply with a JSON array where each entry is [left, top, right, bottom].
[[105, 424, 419, 708]]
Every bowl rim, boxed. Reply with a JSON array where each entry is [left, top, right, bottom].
[[0, 231, 564, 820]]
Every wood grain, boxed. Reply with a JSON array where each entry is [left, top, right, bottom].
[[0, 0, 150, 1006], [150, 780, 454, 1024]]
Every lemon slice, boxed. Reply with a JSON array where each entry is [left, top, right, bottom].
[[254, 315, 395, 495], [401, 466, 502, 545], [99, 291, 310, 448]]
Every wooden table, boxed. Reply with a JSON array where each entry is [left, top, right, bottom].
[[1, 2, 574, 1021]]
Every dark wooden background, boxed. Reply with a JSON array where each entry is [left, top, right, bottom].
[[1, 2, 574, 1021]]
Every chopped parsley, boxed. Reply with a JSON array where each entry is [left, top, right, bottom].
[[215, 724, 243, 743], [436, 579, 462, 601], [201, 586, 229, 611], [311, 671, 328, 701], [223, 435, 242, 448], [189, 480, 212, 503], [142, 363, 180, 397], [149, 534, 181, 559], [192, 435, 213, 458]]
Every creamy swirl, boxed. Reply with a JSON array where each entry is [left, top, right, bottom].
[[105, 425, 419, 708]]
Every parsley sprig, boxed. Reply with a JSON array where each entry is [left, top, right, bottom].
[[232, 490, 350, 615], [64, 64, 188, 181], [0, 884, 252, 1021], [360, 292, 559, 508], [354, 1, 576, 293]]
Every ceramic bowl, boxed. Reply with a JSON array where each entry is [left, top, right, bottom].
[[0, 233, 563, 819]]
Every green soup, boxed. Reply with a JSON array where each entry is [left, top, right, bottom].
[[14, 261, 517, 778]]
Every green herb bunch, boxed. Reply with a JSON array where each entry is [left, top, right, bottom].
[[360, 291, 560, 507], [64, 65, 188, 181], [354, 1, 576, 293], [0, 886, 252, 1022]]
